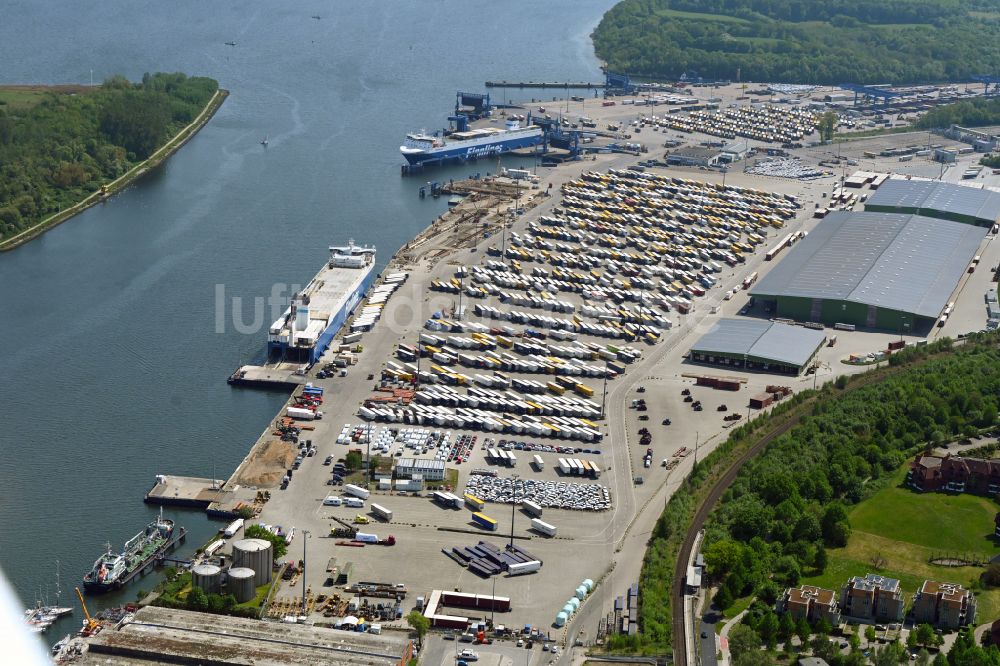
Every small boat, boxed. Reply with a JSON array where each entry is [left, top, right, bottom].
[[311, 15, 321, 19], [261, 135, 269, 146], [24, 561, 74, 633], [225, 41, 237, 46]]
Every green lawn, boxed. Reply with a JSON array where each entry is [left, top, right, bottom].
[[654, 8, 751, 23], [849, 467, 999, 558], [0, 85, 92, 112], [801, 463, 1000, 623]]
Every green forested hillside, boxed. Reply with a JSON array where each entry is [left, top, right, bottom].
[[592, 0, 1000, 84], [0, 72, 218, 242]]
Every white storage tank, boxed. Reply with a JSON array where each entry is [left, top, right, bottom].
[[562, 603, 575, 617], [575, 585, 588, 600], [555, 611, 568, 627], [192, 564, 223, 594], [226, 567, 256, 603], [582, 578, 594, 592], [568, 597, 580, 611], [232, 538, 273, 587]]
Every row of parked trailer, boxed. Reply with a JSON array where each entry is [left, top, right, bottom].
[[557, 457, 602, 478], [652, 104, 818, 143], [358, 402, 605, 442], [412, 384, 601, 418], [350, 272, 408, 332]]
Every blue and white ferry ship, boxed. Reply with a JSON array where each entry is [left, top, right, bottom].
[[400, 119, 543, 166]]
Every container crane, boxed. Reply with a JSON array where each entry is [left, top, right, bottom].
[[75, 587, 100, 636]]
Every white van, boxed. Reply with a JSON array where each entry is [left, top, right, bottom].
[[323, 496, 343, 506], [346, 497, 365, 508]]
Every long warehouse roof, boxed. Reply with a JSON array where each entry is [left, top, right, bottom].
[[867, 179, 1000, 224], [751, 212, 987, 318], [690, 318, 826, 368]]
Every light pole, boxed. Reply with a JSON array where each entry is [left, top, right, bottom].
[[366, 421, 372, 489], [509, 473, 520, 549], [491, 576, 497, 628], [301, 529, 311, 616]]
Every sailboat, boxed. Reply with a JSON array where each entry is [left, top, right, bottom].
[[24, 561, 74, 633]]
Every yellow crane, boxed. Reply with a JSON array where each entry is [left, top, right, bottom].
[[75, 587, 100, 635]]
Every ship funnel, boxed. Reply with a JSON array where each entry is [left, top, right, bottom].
[[294, 295, 310, 332]]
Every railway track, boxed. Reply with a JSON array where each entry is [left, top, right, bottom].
[[671, 403, 807, 666], [669, 345, 962, 665]]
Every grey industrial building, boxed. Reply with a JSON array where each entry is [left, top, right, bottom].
[[865, 179, 1000, 227], [666, 146, 721, 167], [688, 318, 826, 375], [750, 211, 987, 330]]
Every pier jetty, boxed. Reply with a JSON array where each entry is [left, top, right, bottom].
[[485, 81, 605, 89]]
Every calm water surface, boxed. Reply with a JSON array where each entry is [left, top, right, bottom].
[[0, 0, 613, 640]]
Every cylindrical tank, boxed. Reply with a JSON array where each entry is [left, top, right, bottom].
[[232, 538, 273, 588], [192, 564, 223, 594], [555, 612, 568, 627], [575, 585, 587, 600], [582, 578, 594, 592], [569, 596, 581, 609], [562, 603, 575, 617], [226, 567, 256, 603]]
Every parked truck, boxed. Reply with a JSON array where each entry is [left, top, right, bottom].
[[223, 518, 244, 538], [344, 484, 371, 500], [530, 518, 557, 537], [287, 406, 322, 421], [521, 499, 543, 518], [507, 560, 543, 576], [354, 532, 397, 546], [472, 512, 498, 531]]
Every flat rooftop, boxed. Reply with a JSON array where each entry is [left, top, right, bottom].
[[81, 606, 409, 666], [690, 318, 826, 368], [867, 179, 1000, 225], [751, 211, 987, 318]]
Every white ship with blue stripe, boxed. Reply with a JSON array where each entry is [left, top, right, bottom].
[[400, 119, 543, 166]]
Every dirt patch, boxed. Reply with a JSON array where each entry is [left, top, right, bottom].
[[231, 439, 296, 487]]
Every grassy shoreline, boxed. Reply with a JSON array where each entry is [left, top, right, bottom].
[[0, 86, 228, 252]]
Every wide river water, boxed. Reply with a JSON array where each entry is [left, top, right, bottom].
[[0, 0, 614, 641]]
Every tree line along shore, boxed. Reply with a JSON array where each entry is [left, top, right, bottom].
[[0, 72, 223, 250]]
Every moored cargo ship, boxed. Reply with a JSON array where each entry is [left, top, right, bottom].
[[83, 511, 184, 593], [400, 119, 543, 166], [266, 241, 377, 365]]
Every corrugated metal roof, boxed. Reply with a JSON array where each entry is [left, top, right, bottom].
[[751, 212, 987, 318], [690, 318, 826, 368], [867, 179, 1000, 224]]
